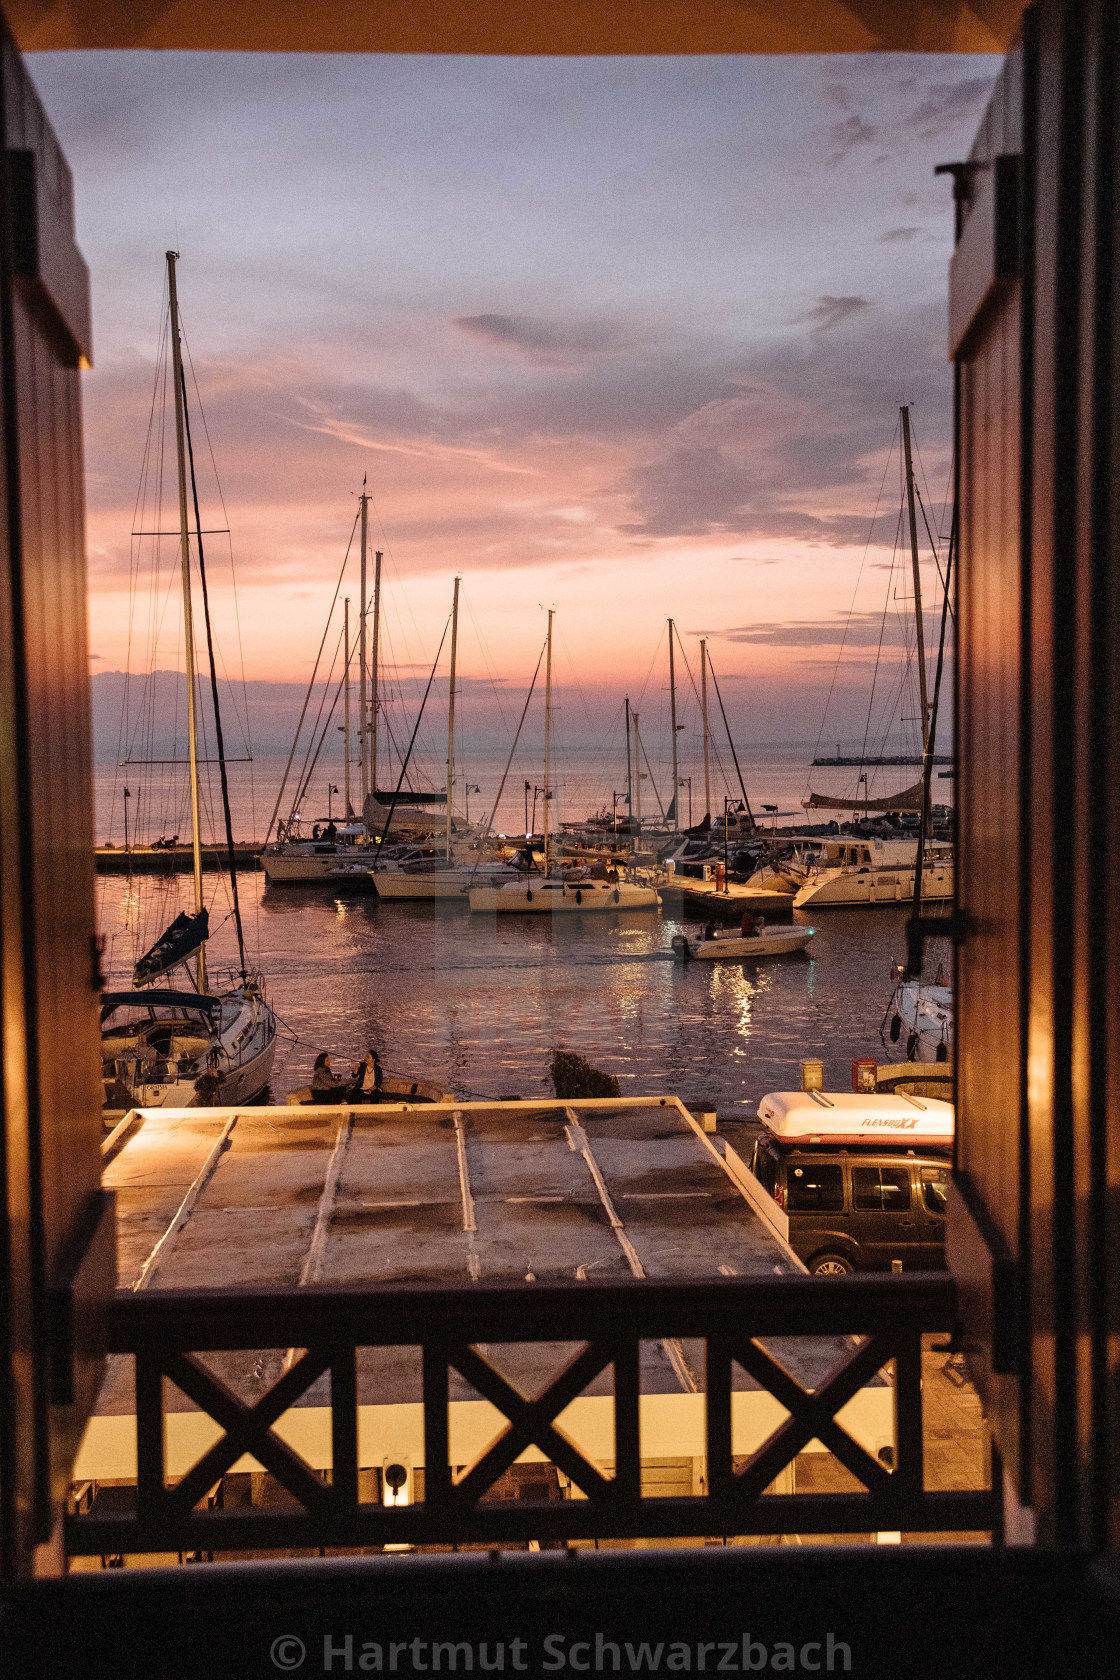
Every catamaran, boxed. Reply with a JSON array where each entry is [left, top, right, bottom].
[[101, 253, 276, 1111]]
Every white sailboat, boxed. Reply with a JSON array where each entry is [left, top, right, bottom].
[[371, 577, 518, 901], [796, 406, 955, 910], [470, 612, 661, 914], [882, 967, 953, 1062], [101, 253, 276, 1111]]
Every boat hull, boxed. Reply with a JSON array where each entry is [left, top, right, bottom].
[[793, 862, 954, 908], [371, 869, 515, 901], [262, 850, 372, 882], [469, 880, 661, 913], [691, 927, 815, 960], [102, 992, 277, 1109]]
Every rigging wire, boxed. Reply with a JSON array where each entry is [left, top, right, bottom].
[[179, 361, 247, 976], [263, 511, 359, 842]]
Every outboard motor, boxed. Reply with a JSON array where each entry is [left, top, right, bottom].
[[670, 934, 692, 963]]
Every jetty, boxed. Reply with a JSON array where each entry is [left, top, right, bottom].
[[661, 879, 795, 920], [96, 844, 263, 874]]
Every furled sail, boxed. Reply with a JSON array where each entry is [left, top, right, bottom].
[[802, 780, 925, 814], [133, 908, 209, 986]]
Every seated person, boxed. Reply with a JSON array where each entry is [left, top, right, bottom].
[[346, 1049, 384, 1103], [310, 1051, 347, 1101]]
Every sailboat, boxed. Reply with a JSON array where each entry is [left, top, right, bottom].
[[100, 253, 276, 1111], [372, 577, 506, 901], [791, 406, 955, 911], [470, 612, 661, 913], [262, 488, 445, 883]]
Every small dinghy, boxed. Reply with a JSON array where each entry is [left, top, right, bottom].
[[672, 924, 815, 962]]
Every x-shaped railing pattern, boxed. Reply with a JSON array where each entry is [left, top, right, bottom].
[[67, 1277, 993, 1553]]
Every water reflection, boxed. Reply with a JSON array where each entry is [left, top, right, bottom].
[[95, 873, 948, 1111]]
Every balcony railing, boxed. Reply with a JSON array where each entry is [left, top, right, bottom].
[[66, 1273, 993, 1555]]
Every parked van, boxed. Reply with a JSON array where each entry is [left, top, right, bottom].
[[742, 1091, 953, 1274]]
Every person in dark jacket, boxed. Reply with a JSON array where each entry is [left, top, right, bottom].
[[346, 1049, 384, 1103]]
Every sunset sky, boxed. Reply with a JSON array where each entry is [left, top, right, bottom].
[[32, 49, 995, 754]]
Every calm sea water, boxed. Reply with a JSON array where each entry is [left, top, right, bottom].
[[94, 744, 950, 848], [95, 868, 949, 1114]]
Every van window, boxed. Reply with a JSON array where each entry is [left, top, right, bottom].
[[852, 1167, 912, 1211], [921, 1166, 949, 1215], [787, 1162, 844, 1211]]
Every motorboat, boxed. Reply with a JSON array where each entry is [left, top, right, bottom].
[[672, 924, 815, 961]]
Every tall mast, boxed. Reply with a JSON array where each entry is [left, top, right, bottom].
[[369, 547, 382, 799], [900, 405, 930, 754], [700, 637, 712, 825], [668, 618, 679, 830], [166, 250, 205, 991], [343, 597, 352, 818], [445, 576, 460, 862], [543, 609, 554, 876], [624, 696, 634, 855], [632, 710, 643, 837], [358, 482, 369, 808]]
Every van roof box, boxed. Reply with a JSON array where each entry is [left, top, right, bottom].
[[757, 1090, 954, 1146]]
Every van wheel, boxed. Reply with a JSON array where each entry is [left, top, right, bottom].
[[809, 1252, 854, 1276]]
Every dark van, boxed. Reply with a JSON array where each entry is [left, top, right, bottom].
[[734, 1090, 955, 1275], [749, 1135, 950, 1273]]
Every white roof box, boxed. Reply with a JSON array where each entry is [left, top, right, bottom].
[[757, 1090, 954, 1146]]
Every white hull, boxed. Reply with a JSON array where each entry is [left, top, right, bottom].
[[373, 868, 518, 902], [102, 991, 277, 1108], [886, 979, 953, 1062], [262, 849, 372, 882], [691, 927, 815, 960], [793, 861, 954, 908], [470, 879, 661, 914]]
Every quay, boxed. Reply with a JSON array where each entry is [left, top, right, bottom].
[[96, 844, 263, 874], [662, 879, 795, 920]]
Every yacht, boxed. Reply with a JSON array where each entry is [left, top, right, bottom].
[[790, 837, 953, 908]]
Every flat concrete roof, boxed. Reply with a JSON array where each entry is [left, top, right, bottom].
[[80, 1099, 891, 1479]]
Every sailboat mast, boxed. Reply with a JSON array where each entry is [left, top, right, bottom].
[[166, 250, 205, 991], [543, 609, 554, 876], [700, 638, 712, 824], [446, 576, 460, 862], [900, 405, 930, 753], [358, 484, 369, 808], [632, 711, 643, 836], [369, 549, 382, 800], [668, 619, 679, 829], [343, 597, 352, 818], [624, 696, 634, 855]]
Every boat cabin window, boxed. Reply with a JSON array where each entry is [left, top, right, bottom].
[[786, 1162, 844, 1212]]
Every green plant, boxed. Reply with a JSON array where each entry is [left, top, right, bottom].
[[549, 1050, 621, 1099]]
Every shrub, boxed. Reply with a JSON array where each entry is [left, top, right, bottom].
[[550, 1050, 621, 1100]]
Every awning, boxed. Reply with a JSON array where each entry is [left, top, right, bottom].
[[101, 990, 222, 1021], [802, 780, 925, 813]]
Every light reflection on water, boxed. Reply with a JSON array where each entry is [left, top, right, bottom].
[[95, 872, 949, 1111]]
